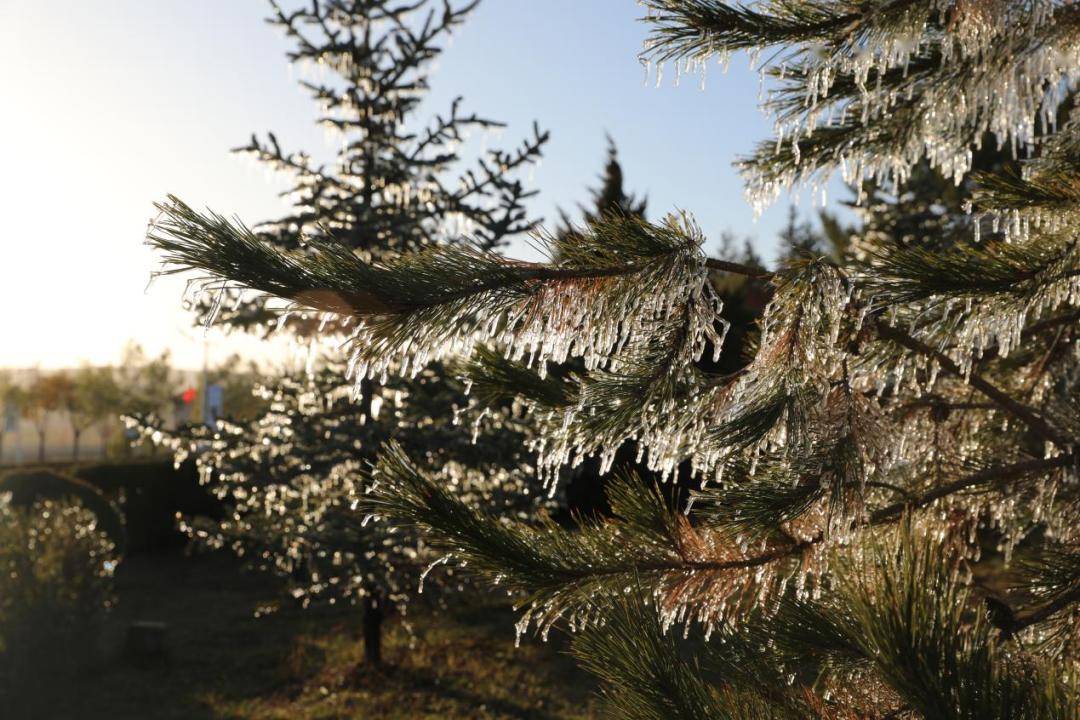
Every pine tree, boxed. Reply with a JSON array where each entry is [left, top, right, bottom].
[[136, 0, 549, 665], [149, 360, 541, 663], [776, 205, 823, 258], [145, 2, 1078, 715], [556, 136, 647, 238]]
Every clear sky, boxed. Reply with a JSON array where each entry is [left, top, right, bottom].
[[0, 0, 844, 370]]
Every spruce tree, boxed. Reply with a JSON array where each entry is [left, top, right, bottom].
[[146, 2, 1078, 715], [777, 205, 825, 258], [556, 136, 647, 239], [137, 0, 548, 665]]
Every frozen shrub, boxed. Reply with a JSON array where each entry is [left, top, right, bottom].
[[0, 497, 118, 710]]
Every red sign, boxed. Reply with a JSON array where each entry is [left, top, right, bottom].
[[181, 387, 197, 405]]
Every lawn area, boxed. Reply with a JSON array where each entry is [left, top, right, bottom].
[[41, 553, 599, 719]]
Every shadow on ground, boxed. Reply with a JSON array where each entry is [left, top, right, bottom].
[[38, 553, 597, 720]]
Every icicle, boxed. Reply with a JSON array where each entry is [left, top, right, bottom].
[[418, 555, 452, 594]]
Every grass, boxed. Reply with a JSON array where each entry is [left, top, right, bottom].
[[42, 552, 599, 720]]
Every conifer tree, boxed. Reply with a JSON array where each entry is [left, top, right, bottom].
[[777, 205, 824, 258], [146, 2, 1078, 714], [136, 0, 548, 665], [556, 136, 647, 239]]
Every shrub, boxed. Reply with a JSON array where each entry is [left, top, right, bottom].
[[0, 470, 126, 552], [0, 497, 119, 713]]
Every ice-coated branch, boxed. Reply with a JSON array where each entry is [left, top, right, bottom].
[[361, 439, 1074, 643], [360, 444, 813, 634], [641, 0, 870, 58], [571, 590, 773, 720], [148, 202, 729, 382], [874, 318, 1074, 449], [868, 454, 1077, 524], [572, 520, 1075, 718], [862, 236, 1080, 305], [642, 1, 1080, 213]]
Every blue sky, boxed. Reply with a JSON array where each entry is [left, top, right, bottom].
[[0, 1, 845, 369]]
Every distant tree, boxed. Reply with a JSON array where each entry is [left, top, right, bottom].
[[70, 366, 122, 461], [116, 343, 176, 418], [23, 372, 71, 463], [817, 207, 854, 259], [0, 371, 18, 464], [557, 136, 647, 237], [156, 359, 542, 664], [189, 0, 548, 333], [777, 204, 862, 264], [777, 205, 826, 259]]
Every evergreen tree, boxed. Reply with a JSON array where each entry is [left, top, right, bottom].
[[152, 361, 541, 663], [136, 0, 549, 665], [556, 136, 647, 239], [146, 2, 1079, 715], [777, 205, 824, 258]]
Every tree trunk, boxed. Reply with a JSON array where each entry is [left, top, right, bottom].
[[37, 430, 46, 463], [363, 594, 383, 666], [102, 419, 114, 459], [73, 428, 81, 461]]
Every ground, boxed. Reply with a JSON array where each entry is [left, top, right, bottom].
[[39, 553, 599, 720]]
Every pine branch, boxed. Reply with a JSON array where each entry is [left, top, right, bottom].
[[874, 318, 1074, 448], [361, 448, 1071, 637], [149, 197, 1073, 482], [698, 454, 1076, 576], [148, 196, 386, 316], [862, 237, 1079, 305], [831, 522, 1076, 720], [574, 522, 1077, 719], [642, 0, 1080, 213], [868, 455, 1076, 524], [973, 168, 1080, 214], [360, 444, 810, 631], [1009, 541, 1080, 638], [457, 346, 578, 409], [640, 1, 865, 59], [1023, 310, 1080, 338], [972, 108, 1080, 215], [572, 591, 784, 720], [704, 256, 774, 279], [1014, 586, 1080, 634], [147, 203, 728, 381], [696, 398, 875, 541]]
